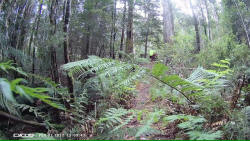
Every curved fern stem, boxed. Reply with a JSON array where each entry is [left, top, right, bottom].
[[151, 74, 195, 104]]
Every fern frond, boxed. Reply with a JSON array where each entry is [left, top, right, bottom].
[[61, 56, 147, 89], [97, 108, 133, 130], [187, 66, 230, 89], [135, 109, 164, 137], [94, 127, 138, 140], [14, 104, 45, 118], [152, 63, 202, 103], [187, 130, 222, 140]]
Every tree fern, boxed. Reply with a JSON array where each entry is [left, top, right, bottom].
[[61, 56, 147, 95]]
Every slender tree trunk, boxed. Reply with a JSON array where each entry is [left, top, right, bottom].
[[199, 1, 207, 37], [112, 0, 117, 59], [63, 0, 73, 94], [189, 0, 201, 53], [11, 0, 27, 49], [84, 26, 91, 59], [119, 0, 126, 59], [109, 8, 113, 58], [109, 0, 117, 59], [125, 0, 134, 54], [31, 0, 43, 83], [204, 0, 212, 40], [17, 0, 31, 50], [144, 6, 150, 58], [162, 0, 174, 43], [49, 0, 59, 83], [144, 28, 149, 58]]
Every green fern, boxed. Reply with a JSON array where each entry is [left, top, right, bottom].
[[187, 130, 222, 140], [61, 56, 147, 89], [93, 127, 138, 140], [0, 60, 27, 76], [187, 59, 232, 90], [151, 60, 232, 103], [14, 104, 45, 118], [163, 114, 222, 140], [0, 61, 65, 116], [151, 63, 202, 103], [1, 46, 42, 72], [97, 108, 133, 132], [163, 114, 206, 130], [96, 108, 164, 139], [135, 109, 164, 137]]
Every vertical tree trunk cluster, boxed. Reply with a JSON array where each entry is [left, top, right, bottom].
[[189, 0, 201, 53], [119, 0, 127, 59], [63, 0, 73, 94], [110, 0, 117, 59], [204, 0, 212, 40], [162, 0, 174, 44], [125, 0, 134, 54], [49, 0, 59, 83], [31, 0, 43, 83], [144, 4, 150, 58]]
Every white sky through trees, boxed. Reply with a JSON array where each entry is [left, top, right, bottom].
[[116, 0, 222, 17]]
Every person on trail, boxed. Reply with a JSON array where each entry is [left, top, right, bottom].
[[149, 50, 157, 61]]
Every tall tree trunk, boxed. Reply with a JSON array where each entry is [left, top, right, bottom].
[[63, 0, 73, 94], [31, 0, 43, 83], [125, 0, 134, 54], [11, 0, 28, 49], [204, 0, 212, 40], [112, 0, 117, 59], [17, 0, 31, 50], [144, 28, 149, 58], [84, 26, 91, 59], [199, 1, 207, 37], [162, 0, 174, 43], [49, 0, 59, 83], [109, 0, 117, 59], [144, 5, 150, 58], [119, 0, 126, 59], [109, 8, 113, 58], [189, 0, 201, 53]]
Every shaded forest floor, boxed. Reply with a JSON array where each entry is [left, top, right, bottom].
[[130, 63, 180, 140], [135, 81, 152, 111], [135, 63, 154, 111]]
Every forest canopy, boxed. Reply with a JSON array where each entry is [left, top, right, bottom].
[[0, 0, 249, 140]]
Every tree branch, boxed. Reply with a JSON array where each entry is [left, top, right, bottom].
[[0, 111, 46, 127]]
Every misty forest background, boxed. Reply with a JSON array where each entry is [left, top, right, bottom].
[[0, 0, 250, 140]]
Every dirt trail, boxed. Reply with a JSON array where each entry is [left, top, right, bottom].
[[134, 63, 154, 111], [133, 63, 181, 140]]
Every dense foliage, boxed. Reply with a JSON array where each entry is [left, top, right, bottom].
[[0, 0, 249, 140]]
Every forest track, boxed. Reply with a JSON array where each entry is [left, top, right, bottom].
[[134, 63, 154, 111], [133, 62, 179, 140]]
